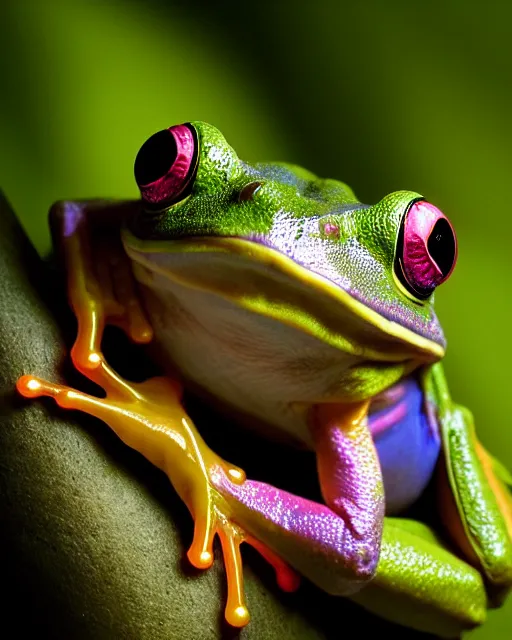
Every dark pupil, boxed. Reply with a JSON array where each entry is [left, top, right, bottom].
[[427, 218, 456, 277], [134, 130, 178, 186]]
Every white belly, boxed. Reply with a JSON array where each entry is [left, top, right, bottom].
[[134, 266, 405, 448]]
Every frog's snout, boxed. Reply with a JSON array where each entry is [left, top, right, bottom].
[[134, 123, 197, 207]]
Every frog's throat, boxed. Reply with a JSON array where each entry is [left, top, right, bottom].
[[122, 230, 445, 363]]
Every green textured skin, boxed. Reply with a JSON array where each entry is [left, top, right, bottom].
[[424, 364, 512, 589], [350, 518, 487, 637], [134, 123, 356, 239], [130, 121, 442, 346]]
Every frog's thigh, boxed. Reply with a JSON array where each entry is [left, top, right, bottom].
[[350, 518, 487, 638]]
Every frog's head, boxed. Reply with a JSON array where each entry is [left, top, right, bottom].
[[124, 121, 457, 362]]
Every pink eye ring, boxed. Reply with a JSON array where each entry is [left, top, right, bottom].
[[396, 200, 458, 300], [134, 123, 197, 206]]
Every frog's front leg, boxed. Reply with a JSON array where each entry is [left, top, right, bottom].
[[212, 401, 386, 595], [214, 421, 489, 639], [18, 200, 299, 627], [47, 199, 155, 365], [212, 391, 492, 638]]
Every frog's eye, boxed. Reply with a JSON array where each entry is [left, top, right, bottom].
[[395, 200, 457, 300], [134, 123, 198, 206]]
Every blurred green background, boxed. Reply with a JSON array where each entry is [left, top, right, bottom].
[[1, 0, 511, 637]]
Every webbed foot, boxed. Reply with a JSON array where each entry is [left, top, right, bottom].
[[17, 365, 300, 626]]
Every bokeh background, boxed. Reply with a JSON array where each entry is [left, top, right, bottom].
[[1, 0, 511, 637]]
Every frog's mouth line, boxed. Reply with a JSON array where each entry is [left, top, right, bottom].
[[122, 229, 445, 363]]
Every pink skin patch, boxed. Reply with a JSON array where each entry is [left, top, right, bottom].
[[323, 222, 339, 238], [137, 124, 195, 205], [402, 201, 457, 292]]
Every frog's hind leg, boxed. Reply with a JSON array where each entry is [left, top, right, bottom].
[[349, 517, 487, 638], [424, 363, 512, 605], [475, 441, 512, 537]]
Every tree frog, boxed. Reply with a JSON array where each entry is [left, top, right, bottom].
[[17, 122, 512, 637]]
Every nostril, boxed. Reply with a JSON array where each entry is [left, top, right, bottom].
[[134, 129, 177, 188]]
